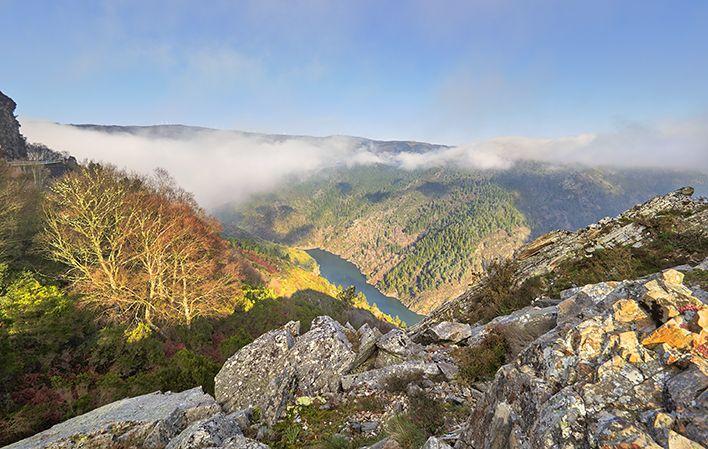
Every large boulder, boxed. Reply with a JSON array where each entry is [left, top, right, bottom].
[[214, 321, 300, 421], [215, 317, 355, 425], [420, 321, 473, 344], [5, 387, 221, 449], [287, 316, 356, 396]]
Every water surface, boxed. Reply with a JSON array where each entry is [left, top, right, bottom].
[[306, 248, 423, 325]]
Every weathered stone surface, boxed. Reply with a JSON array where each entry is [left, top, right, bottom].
[[287, 316, 356, 396], [374, 328, 424, 367], [0, 90, 28, 160], [667, 430, 705, 449], [165, 413, 241, 449], [455, 271, 708, 449], [214, 321, 299, 418], [341, 361, 441, 391], [215, 317, 354, 425], [465, 305, 557, 356], [422, 321, 473, 343], [5, 387, 220, 449], [350, 323, 383, 371], [422, 436, 454, 449]]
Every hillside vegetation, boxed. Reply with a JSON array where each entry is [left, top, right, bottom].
[[0, 161, 396, 445], [222, 163, 706, 313]]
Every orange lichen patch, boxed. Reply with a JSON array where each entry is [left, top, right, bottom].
[[642, 318, 695, 350]]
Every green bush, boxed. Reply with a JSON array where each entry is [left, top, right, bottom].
[[385, 414, 427, 449], [454, 331, 509, 384]]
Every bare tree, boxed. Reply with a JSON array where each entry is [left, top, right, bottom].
[[42, 164, 242, 329]]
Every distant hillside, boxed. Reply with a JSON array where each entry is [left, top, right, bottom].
[[70, 123, 448, 154], [222, 163, 707, 314], [44, 122, 708, 314]]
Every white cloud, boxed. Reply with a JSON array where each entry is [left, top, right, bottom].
[[19, 117, 708, 209]]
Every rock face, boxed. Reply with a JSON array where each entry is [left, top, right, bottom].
[[215, 317, 355, 425], [4, 387, 223, 449], [0, 90, 28, 160], [455, 269, 708, 449]]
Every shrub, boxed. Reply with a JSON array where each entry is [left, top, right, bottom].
[[408, 390, 445, 435], [454, 331, 509, 384], [385, 415, 427, 449], [684, 269, 708, 290]]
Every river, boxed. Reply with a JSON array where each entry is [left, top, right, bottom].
[[306, 248, 423, 325]]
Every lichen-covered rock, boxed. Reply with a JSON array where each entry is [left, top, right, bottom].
[[374, 329, 424, 367], [214, 321, 300, 420], [341, 361, 441, 391], [350, 323, 383, 371], [165, 413, 241, 449], [421, 321, 473, 344], [5, 387, 220, 449], [215, 317, 354, 425], [287, 316, 356, 396], [455, 269, 708, 449]]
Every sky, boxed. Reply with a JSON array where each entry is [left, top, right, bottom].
[[2, 0, 708, 144]]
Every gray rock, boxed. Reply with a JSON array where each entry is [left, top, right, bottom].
[[287, 316, 355, 396], [455, 273, 708, 449], [5, 387, 220, 449], [214, 321, 299, 419], [487, 306, 557, 356], [166, 413, 241, 449], [215, 317, 354, 426], [350, 323, 383, 371], [341, 361, 441, 391], [424, 321, 473, 343], [375, 329, 423, 367], [437, 362, 459, 381], [360, 421, 379, 433], [422, 436, 453, 449]]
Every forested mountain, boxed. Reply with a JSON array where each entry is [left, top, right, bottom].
[[222, 162, 706, 313]]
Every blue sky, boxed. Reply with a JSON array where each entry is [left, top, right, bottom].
[[2, 0, 707, 143]]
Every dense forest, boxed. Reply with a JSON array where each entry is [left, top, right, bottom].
[[222, 163, 706, 313], [0, 161, 396, 445]]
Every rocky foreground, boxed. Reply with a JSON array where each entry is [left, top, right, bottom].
[[6, 259, 707, 448]]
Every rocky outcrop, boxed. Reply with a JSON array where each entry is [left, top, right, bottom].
[[4, 387, 223, 449], [8, 264, 706, 449], [214, 317, 355, 425], [0, 90, 28, 160], [455, 268, 708, 449]]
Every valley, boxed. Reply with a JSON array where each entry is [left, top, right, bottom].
[[306, 248, 422, 325], [221, 162, 706, 314]]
